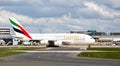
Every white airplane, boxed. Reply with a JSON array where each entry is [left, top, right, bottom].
[[9, 17, 95, 46]]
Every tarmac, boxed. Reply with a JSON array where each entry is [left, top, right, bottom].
[[0, 47, 120, 66]]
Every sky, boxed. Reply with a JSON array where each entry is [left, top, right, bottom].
[[0, 0, 120, 34]]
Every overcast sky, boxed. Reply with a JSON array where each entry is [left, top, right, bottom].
[[0, 0, 120, 34]]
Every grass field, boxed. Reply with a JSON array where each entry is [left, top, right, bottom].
[[0, 47, 42, 51], [78, 47, 120, 59], [0, 47, 42, 60], [87, 47, 120, 51]]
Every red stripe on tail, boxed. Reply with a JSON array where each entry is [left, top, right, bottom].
[[18, 25, 32, 39]]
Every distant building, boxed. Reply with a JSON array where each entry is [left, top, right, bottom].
[[0, 27, 10, 34], [70, 31, 88, 34], [70, 30, 106, 36], [110, 32, 120, 35], [92, 32, 106, 36], [87, 30, 96, 33]]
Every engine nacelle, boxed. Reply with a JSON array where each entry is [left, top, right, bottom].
[[54, 41, 62, 46], [40, 40, 48, 45]]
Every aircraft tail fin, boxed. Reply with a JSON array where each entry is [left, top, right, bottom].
[[9, 17, 32, 39]]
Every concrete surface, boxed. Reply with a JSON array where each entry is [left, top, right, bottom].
[[0, 47, 120, 66]]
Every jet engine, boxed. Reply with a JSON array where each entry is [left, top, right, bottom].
[[40, 40, 48, 44], [54, 41, 62, 46]]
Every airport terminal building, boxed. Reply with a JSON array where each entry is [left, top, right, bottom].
[[0, 27, 12, 45]]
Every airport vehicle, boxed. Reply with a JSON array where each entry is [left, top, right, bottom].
[[112, 38, 120, 45], [9, 17, 95, 46], [0, 39, 5, 46]]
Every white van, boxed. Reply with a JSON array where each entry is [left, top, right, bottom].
[[0, 39, 5, 45]]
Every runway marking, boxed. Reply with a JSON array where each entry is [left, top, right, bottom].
[[24, 51, 82, 53], [45, 48, 54, 50]]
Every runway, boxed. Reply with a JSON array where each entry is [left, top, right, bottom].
[[1, 47, 120, 66]]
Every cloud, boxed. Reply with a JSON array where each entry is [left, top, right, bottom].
[[84, 1, 120, 18], [0, 0, 120, 34], [0, 0, 25, 6], [0, 0, 90, 18], [0, 10, 120, 35], [93, 0, 120, 10], [0, 10, 33, 23], [0, 0, 119, 19]]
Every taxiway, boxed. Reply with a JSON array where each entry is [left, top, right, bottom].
[[1, 47, 120, 66]]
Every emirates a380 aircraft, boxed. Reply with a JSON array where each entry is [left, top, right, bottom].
[[9, 17, 95, 46]]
